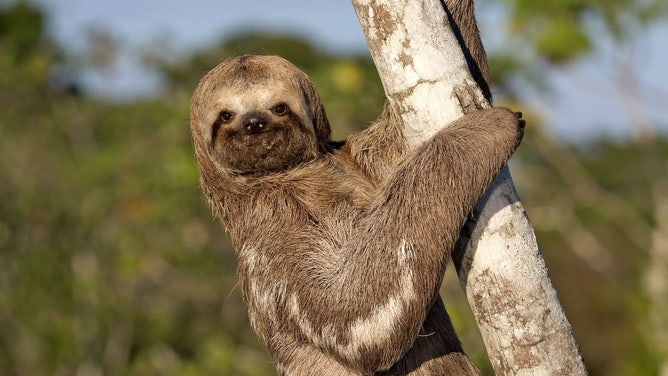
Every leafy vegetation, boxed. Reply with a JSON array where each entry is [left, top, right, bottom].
[[0, 2, 666, 375]]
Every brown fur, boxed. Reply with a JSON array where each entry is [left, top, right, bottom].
[[442, 0, 491, 101], [190, 54, 522, 374], [189, 5, 521, 374]]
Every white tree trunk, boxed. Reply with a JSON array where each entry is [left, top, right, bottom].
[[350, 0, 587, 374]]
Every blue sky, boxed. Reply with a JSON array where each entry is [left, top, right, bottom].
[[35, 1, 366, 53], [29, 0, 668, 141]]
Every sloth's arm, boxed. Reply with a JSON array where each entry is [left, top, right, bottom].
[[346, 105, 411, 183], [348, 0, 491, 183], [295, 107, 523, 372]]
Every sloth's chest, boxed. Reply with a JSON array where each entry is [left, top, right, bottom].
[[235, 218, 346, 332]]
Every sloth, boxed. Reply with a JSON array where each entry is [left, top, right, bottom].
[[190, 53, 523, 374], [189, 5, 523, 375]]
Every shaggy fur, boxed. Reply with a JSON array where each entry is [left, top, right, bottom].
[[189, 4, 523, 375]]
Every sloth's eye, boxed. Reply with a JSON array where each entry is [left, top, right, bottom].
[[219, 111, 233, 122], [211, 111, 233, 143], [272, 104, 288, 115]]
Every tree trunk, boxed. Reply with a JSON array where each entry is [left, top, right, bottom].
[[350, 0, 587, 374]]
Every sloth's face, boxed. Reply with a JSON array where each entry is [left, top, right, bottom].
[[196, 67, 321, 174]]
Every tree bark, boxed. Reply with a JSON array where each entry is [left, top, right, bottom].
[[350, 0, 587, 374]]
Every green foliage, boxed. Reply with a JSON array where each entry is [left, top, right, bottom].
[[486, 0, 668, 97], [0, 4, 273, 375], [0, 1, 54, 85], [0, 2, 44, 62], [505, 0, 591, 63], [534, 14, 591, 63], [1, 2, 667, 375], [501, 0, 668, 54], [0, 89, 275, 374]]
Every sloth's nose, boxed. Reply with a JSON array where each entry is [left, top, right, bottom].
[[242, 115, 268, 134]]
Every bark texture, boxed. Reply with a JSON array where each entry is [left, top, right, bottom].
[[351, 0, 587, 374]]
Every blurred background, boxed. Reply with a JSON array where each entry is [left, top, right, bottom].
[[0, 0, 666, 375]]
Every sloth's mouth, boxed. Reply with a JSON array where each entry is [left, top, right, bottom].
[[240, 127, 278, 140], [236, 127, 282, 149]]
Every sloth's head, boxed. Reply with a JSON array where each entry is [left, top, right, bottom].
[[190, 55, 332, 174]]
